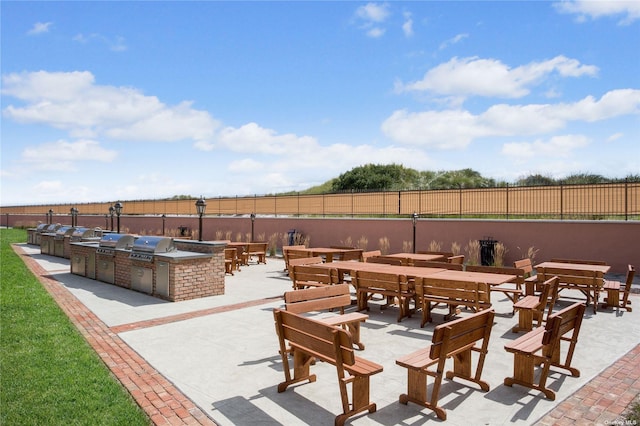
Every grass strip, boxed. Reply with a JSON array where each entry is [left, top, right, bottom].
[[0, 228, 151, 426]]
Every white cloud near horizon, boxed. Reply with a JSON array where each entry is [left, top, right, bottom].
[[502, 134, 591, 163], [21, 139, 118, 171], [381, 89, 640, 148], [2, 71, 220, 146], [397, 56, 598, 100], [27, 22, 53, 35], [554, 0, 640, 24]]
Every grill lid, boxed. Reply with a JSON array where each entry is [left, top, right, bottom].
[[36, 223, 48, 232], [71, 227, 97, 240], [131, 236, 176, 254], [99, 233, 135, 250], [55, 226, 75, 238], [44, 224, 61, 233]]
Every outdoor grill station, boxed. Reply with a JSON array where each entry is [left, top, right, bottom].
[[64, 200, 226, 302]]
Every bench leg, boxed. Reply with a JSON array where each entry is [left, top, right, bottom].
[[399, 368, 447, 420], [504, 353, 556, 400], [344, 322, 365, 350], [445, 349, 490, 392], [335, 375, 377, 426], [602, 288, 620, 309], [512, 309, 533, 333], [277, 350, 316, 393]]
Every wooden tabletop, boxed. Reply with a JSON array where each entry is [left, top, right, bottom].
[[428, 270, 517, 286], [315, 260, 446, 278], [385, 253, 447, 262], [535, 261, 611, 274], [299, 247, 361, 263]]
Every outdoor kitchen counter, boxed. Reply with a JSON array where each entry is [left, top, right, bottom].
[[155, 251, 213, 262]]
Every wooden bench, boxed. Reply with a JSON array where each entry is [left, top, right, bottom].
[[504, 302, 586, 400], [224, 248, 236, 275], [273, 309, 383, 426], [465, 264, 524, 311], [247, 242, 268, 264], [414, 276, 491, 327], [536, 266, 604, 313], [352, 270, 413, 322], [287, 256, 323, 282], [396, 309, 495, 420], [514, 258, 539, 295], [282, 245, 308, 271], [291, 264, 338, 290], [511, 276, 558, 333], [284, 284, 368, 349], [413, 260, 463, 270], [602, 264, 635, 312]]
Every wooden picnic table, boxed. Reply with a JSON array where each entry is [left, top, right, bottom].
[[429, 270, 517, 286], [298, 247, 361, 263], [534, 261, 611, 274], [385, 252, 447, 264]]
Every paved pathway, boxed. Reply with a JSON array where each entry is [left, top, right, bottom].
[[14, 244, 639, 425]]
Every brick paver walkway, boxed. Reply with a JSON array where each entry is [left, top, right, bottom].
[[15, 244, 640, 425]]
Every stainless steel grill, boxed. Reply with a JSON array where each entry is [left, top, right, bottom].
[[70, 227, 100, 242], [129, 236, 175, 262], [55, 226, 75, 240], [97, 233, 135, 256]]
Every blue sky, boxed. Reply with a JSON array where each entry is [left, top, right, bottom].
[[2, 1, 639, 206]]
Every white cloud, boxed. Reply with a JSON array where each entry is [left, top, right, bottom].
[[354, 3, 390, 38], [2, 71, 220, 145], [397, 55, 598, 100], [28, 22, 53, 35], [502, 134, 590, 163], [402, 12, 414, 37], [607, 132, 624, 143], [439, 33, 468, 50], [21, 139, 118, 171], [356, 3, 390, 22], [73, 33, 128, 51], [382, 89, 640, 148], [554, 0, 640, 24], [217, 122, 318, 155]]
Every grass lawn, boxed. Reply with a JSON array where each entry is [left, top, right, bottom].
[[0, 228, 151, 426]]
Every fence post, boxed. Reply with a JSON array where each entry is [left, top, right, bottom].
[[506, 184, 509, 220], [560, 183, 564, 220], [625, 178, 628, 221]]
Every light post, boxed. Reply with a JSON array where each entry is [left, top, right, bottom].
[[70, 207, 78, 227], [411, 212, 419, 254], [114, 202, 123, 233], [109, 206, 115, 231], [104, 214, 109, 229], [48, 209, 54, 225], [195, 196, 207, 241], [250, 213, 256, 242], [162, 214, 166, 236]]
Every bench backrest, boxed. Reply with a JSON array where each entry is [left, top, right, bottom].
[[283, 245, 307, 262], [541, 302, 586, 346], [417, 251, 454, 259], [621, 264, 636, 307], [247, 242, 267, 252], [353, 270, 409, 292], [537, 267, 603, 287], [429, 309, 495, 360], [365, 256, 405, 266], [287, 256, 323, 280], [537, 276, 559, 319], [448, 255, 465, 265], [284, 284, 352, 314], [550, 258, 608, 266], [361, 250, 382, 261], [416, 277, 491, 304], [340, 249, 363, 262], [514, 258, 534, 278], [413, 260, 463, 270], [273, 309, 355, 366], [292, 264, 338, 287], [465, 265, 525, 286]]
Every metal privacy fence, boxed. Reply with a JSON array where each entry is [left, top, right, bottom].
[[3, 181, 639, 220]]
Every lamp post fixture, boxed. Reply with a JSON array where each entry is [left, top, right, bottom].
[[411, 212, 419, 254], [104, 214, 109, 229], [250, 213, 256, 242], [70, 207, 78, 227], [114, 202, 123, 233], [195, 196, 207, 241], [161, 214, 166, 236], [109, 206, 115, 231], [48, 209, 54, 225]]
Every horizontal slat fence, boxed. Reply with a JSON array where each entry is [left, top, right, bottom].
[[2, 181, 638, 220]]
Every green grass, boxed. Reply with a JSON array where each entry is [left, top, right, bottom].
[[0, 228, 151, 426]]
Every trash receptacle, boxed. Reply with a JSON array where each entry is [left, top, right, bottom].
[[287, 229, 296, 246], [480, 237, 497, 266]]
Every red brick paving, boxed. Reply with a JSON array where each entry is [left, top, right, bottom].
[[14, 244, 640, 425]]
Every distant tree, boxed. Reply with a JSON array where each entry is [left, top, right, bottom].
[[166, 195, 194, 200], [331, 164, 418, 191], [561, 173, 610, 185], [516, 174, 556, 186], [426, 169, 495, 189]]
